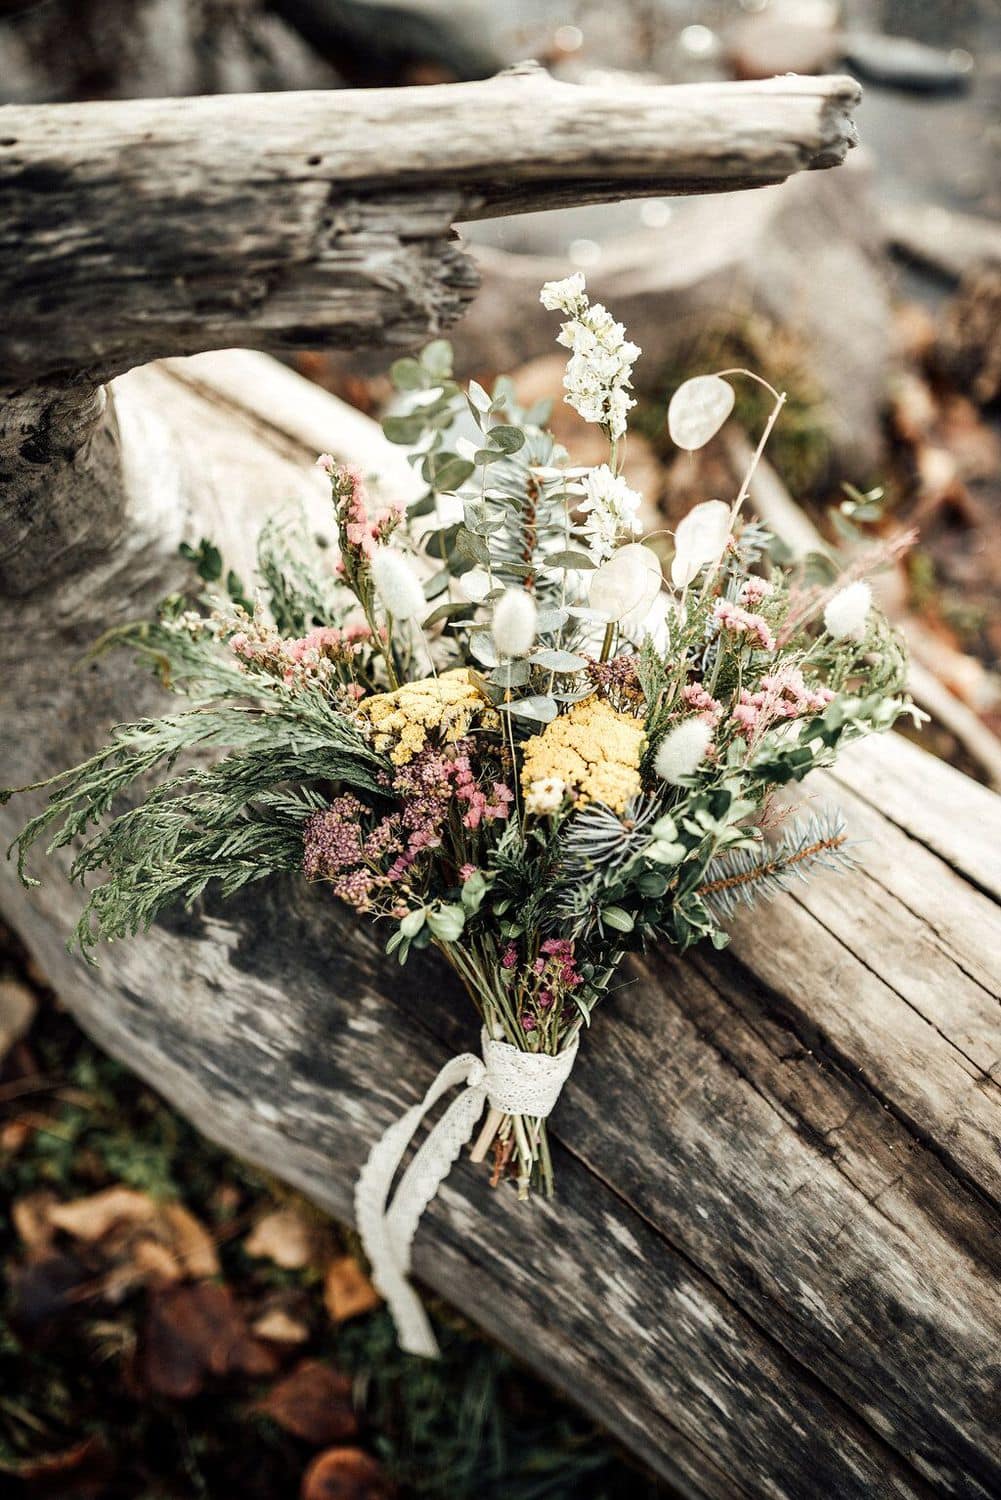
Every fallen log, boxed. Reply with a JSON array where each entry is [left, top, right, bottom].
[[2, 351, 999, 1500], [883, 201, 1001, 283], [0, 67, 861, 599], [4, 68, 999, 1497], [0, 69, 860, 385]]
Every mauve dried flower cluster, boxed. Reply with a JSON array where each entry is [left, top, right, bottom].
[[303, 741, 513, 915]]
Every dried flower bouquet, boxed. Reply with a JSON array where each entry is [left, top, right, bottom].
[[8, 274, 912, 1214]]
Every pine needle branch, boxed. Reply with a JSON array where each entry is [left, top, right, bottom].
[[698, 810, 855, 922]]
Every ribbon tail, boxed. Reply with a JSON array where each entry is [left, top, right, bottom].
[[355, 1052, 485, 1359]]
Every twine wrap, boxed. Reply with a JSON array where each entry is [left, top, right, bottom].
[[355, 1027, 578, 1357]]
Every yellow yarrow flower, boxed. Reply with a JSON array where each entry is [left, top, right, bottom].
[[355, 669, 499, 765], [520, 697, 645, 813]]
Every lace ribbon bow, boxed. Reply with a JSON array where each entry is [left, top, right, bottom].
[[355, 1027, 579, 1358]]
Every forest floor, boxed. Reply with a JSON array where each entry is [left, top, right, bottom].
[[0, 921, 665, 1500]]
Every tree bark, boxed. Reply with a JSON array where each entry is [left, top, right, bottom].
[[1, 351, 998, 1500], [0, 69, 861, 386], [0, 67, 861, 604]]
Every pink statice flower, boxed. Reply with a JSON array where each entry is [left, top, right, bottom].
[[325, 462, 403, 582], [740, 576, 774, 607], [229, 618, 375, 690], [682, 682, 723, 726], [713, 598, 776, 652], [304, 741, 513, 915], [451, 754, 514, 830], [540, 938, 582, 989], [762, 666, 835, 716], [734, 665, 835, 742]]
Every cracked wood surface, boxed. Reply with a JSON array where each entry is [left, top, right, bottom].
[[1, 353, 998, 1500], [0, 68, 860, 385]]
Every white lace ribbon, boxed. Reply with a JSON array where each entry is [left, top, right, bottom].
[[355, 1027, 578, 1358]]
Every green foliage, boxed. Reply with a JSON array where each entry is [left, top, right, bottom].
[[699, 809, 854, 922], [255, 511, 343, 635], [382, 344, 581, 712], [8, 672, 388, 956], [179, 536, 224, 582]]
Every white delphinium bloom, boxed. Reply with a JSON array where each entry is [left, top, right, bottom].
[[824, 581, 872, 641], [370, 548, 426, 620], [492, 588, 538, 658], [540, 276, 640, 440], [579, 464, 643, 561], [671, 499, 731, 589], [654, 718, 714, 785], [539, 273, 588, 314], [525, 776, 567, 816], [603, 387, 635, 441]]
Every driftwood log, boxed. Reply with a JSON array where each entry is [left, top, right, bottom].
[[3, 68, 1001, 1500], [2, 350, 999, 1500], [0, 68, 861, 385], [0, 68, 861, 601]]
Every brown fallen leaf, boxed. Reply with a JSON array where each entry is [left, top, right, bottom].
[[141, 1285, 206, 1399], [13, 1190, 60, 1251], [46, 1186, 220, 1289], [1, 1117, 33, 1154], [301, 1448, 396, 1500], [47, 1186, 157, 1242], [244, 1206, 317, 1269], [323, 1256, 380, 1324], [160, 1202, 221, 1278], [141, 1281, 279, 1399], [253, 1306, 311, 1345], [258, 1359, 358, 1446], [130, 1238, 184, 1285]]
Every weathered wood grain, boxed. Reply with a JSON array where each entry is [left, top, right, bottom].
[[1, 353, 998, 1500], [0, 69, 860, 384]]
